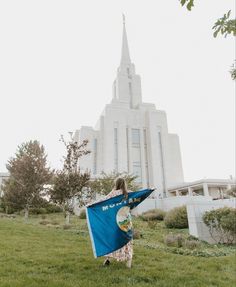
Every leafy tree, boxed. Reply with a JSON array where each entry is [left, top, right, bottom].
[[179, 0, 236, 80], [50, 136, 91, 224], [2, 140, 52, 219], [89, 171, 141, 196]]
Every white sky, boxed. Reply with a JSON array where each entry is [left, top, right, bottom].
[[0, 0, 235, 182]]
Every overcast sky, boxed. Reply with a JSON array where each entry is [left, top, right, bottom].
[[0, 0, 235, 182]]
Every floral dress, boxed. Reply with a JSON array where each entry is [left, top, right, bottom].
[[103, 189, 133, 262]]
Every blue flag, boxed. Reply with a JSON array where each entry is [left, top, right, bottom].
[[86, 188, 154, 258]]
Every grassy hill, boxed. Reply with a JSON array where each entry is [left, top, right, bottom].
[[0, 213, 235, 287]]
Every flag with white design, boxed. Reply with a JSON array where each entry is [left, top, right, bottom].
[[86, 188, 154, 258]]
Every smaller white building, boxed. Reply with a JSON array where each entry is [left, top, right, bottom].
[[133, 178, 236, 214], [168, 178, 235, 199]]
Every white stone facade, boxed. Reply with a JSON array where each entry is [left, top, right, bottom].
[[74, 20, 184, 197]]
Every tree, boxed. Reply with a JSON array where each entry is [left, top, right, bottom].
[[2, 140, 52, 219], [179, 0, 236, 80], [49, 136, 91, 224], [89, 171, 141, 196]]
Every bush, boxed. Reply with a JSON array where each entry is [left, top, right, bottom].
[[39, 220, 59, 226], [45, 204, 62, 214], [63, 224, 71, 230], [187, 235, 199, 241], [39, 220, 51, 225], [30, 207, 47, 215], [0, 200, 4, 213], [164, 233, 184, 248], [185, 240, 200, 250], [164, 234, 200, 250], [0, 213, 16, 219], [141, 209, 166, 221], [164, 206, 188, 229], [30, 204, 62, 214], [79, 209, 86, 219], [133, 229, 142, 239], [0, 199, 17, 214], [203, 207, 236, 244]]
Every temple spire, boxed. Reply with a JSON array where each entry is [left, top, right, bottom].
[[120, 14, 131, 65]]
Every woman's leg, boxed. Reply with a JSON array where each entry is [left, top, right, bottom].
[[126, 258, 132, 268]]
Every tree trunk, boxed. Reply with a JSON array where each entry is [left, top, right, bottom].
[[65, 211, 70, 225], [24, 206, 29, 221]]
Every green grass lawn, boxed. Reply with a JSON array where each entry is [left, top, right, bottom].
[[0, 213, 235, 287]]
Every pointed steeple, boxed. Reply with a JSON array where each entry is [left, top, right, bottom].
[[120, 14, 131, 65]]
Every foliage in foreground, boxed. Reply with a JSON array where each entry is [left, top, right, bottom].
[[164, 206, 188, 229], [203, 207, 236, 244], [179, 0, 236, 80]]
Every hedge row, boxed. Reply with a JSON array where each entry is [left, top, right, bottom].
[[140, 206, 188, 229]]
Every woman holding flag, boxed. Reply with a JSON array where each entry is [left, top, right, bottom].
[[86, 177, 154, 269], [102, 177, 133, 268]]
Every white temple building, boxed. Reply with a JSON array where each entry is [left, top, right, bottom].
[[74, 18, 184, 197]]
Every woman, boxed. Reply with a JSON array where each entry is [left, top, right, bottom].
[[102, 177, 133, 268]]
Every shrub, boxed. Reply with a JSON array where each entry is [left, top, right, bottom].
[[141, 209, 166, 221], [203, 207, 236, 244], [39, 220, 51, 225], [30, 207, 47, 215], [0, 199, 17, 214], [29, 204, 62, 214], [0, 213, 16, 219], [187, 235, 199, 241], [79, 209, 86, 219], [164, 206, 188, 229], [185, 240, 200, 250], [0, 200, 4, 213], [51, 220, 60, 225], [164, 233, 184, 248], [63, 224, 71, 230], [39, 220, 59, 226], [133, 229, 142, 239], [45, 204, 62, 213]]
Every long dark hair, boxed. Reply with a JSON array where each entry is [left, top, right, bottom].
[[114, 177, 128, 199]]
